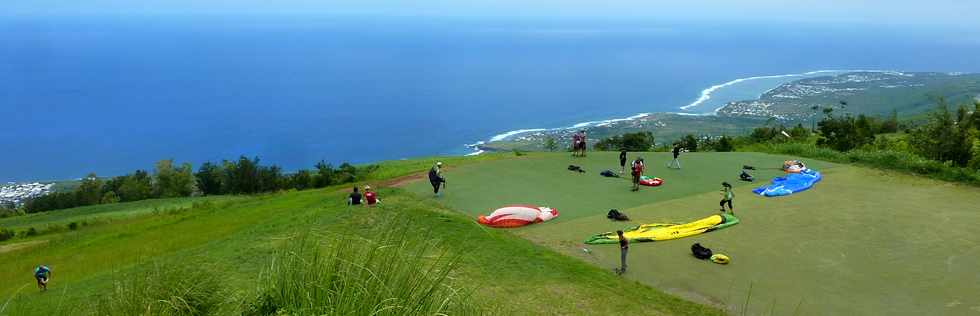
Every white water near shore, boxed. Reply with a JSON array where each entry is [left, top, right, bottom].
[[467, 69, 895, 154]]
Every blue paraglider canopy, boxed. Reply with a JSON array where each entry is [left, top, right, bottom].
[[752, 168, 821, 197]]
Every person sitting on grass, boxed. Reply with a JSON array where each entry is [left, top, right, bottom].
[[616, 230, 628, 275], [34, 264, 51, 291], [347, 187, 362, 206], [630, 157, 645, 192], [720, 182, 734, 215], [364, 185, 380, 206]]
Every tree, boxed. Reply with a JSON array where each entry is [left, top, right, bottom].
[[543, 137, 558, 152], [195, 162, 224, 195], [290, 170, 313, 190], [118, 170, 153, 202], [879, 110, 899, 134], [816, 114, 874, 152], [716, 136, 734, 152], [101, 191, 120, 204], [154, 159, 196, 198], [678, 134, 698, 152], [313, 161, 335, 188], [223, 156, 261, 194], [594, 132, 654, 152], [76, 173, 104, 206], [908, 100, 975, 166]]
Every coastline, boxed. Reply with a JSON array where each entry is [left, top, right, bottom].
[[464, 69, 895, 155]]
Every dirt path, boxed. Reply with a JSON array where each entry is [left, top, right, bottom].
[[0, 240, 48, 254]]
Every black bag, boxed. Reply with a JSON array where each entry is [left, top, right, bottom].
[[567, 165, 585, 173], [600, 170, 618, 178], [691, 243, 713, 260], [606, 209, 630, 221], [739, 170, 754, 182], [742, 165, 756, 170]]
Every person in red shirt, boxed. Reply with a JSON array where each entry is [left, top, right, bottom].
[[363, 185, 380, 206], [631, 157, 645, 192]]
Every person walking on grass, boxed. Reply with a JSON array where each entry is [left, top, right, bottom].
[[668, 144, 682, 169], [630, 157, 645, 192], [616, 230, 628, 275], [428, 162, 446, 197], [347, 187, 362, 206], [619, 148, 628, 175], [34, 264, 51, 291], [579, 130, 588, 157], [364, 185, 380, 206], [720, 182, 735, 215]]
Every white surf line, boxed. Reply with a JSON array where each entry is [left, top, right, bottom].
[[679, 69, 896, 113], [469, 69, 898, 149]]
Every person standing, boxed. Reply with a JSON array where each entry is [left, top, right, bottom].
[[720, 182, 735, 215], [347, 187, 362, 206], [619, 149, 628, 175], [34, 264, 51, 291], [631, 157, 645, 192], [579, 130, 588, 157], [668, 144, 682, 169], [571, 132, 583, 157], [616, 230, 628, 275], [364, 185, 380, 206], [428, 162, 446, 196]]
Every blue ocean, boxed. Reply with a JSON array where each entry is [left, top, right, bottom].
[[3, 15, 979, 181]]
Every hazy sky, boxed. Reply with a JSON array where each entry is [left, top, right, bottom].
[[6, 0, 980, 27]]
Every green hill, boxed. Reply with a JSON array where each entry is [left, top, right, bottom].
[[6, 151, 980, 315], [405, 152, 980, 315], [0, 154, 719, 315]]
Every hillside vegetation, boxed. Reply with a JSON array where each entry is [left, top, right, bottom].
[[0, 154, 720, 316]]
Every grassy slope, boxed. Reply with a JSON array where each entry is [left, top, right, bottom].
[[0, 154, 719, 316], [405, 152, 834, 221], [406, 152, 980, 315]]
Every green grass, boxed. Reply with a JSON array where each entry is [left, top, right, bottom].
[[406, 151, 980, 315], [0, 154, 719, 315], [404, 151, 835, 221], [0, 196, 243, 231]]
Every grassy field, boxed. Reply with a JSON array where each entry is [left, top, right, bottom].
[[405, 152, 980, 315], [0, 154, 720, 315]]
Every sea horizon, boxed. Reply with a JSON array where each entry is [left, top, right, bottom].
[[3, 14, 980, 182]]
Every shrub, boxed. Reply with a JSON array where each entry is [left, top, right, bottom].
[[95, 261, 227, 316], [246, 219, 476, 315], [0, 227, 14, 241], [67, 222, 79, 231], [25, 227, 37, 237]]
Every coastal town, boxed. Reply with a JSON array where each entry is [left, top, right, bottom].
[[0, 182, 54, 206]]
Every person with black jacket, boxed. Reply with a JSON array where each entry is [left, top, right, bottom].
[[428, 162, 446, 196]]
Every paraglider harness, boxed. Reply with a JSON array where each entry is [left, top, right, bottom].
[[691, 243, 713, 260], [567, 165, 585, 173], [607, 209, 630, 221], [600, 170, 618, 178]]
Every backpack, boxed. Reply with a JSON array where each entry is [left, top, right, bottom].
[[631, 161, 643, 175], [606, 209, 630, 221], [691, 243, 713, 260], [739, 170, 754, 182], [567, 165, 585, 173], [600, 170, 618, 178]]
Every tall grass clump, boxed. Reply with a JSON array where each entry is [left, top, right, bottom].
[[245, 219, 477, 315], [95, 261, 228, 316]]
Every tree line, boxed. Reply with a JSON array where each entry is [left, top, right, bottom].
[[22, 156, 377, 214], [586, 99, 979, 178]]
